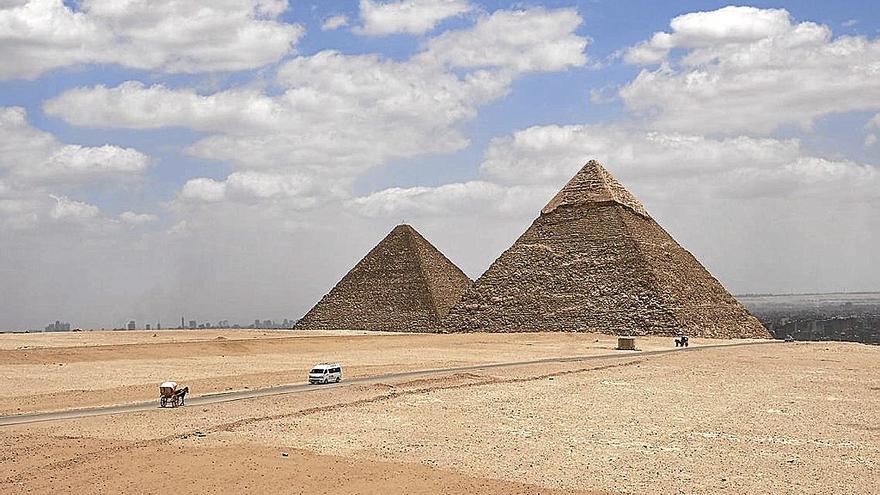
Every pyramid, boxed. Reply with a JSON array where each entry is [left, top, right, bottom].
[[296, 224, 471, 332], [443, 160, 770, 339]]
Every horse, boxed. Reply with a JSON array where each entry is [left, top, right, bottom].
[[174, 386, 189, 406]]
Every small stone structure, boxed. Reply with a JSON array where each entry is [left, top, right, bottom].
[[296, 224, 471, 332], [443, 160, 770, 339], [617, 337, 636, 350]]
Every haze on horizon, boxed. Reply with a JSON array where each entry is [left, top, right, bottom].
[[1, 0, 878, 331]]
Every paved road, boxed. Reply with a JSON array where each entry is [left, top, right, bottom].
[[0, 339, 781, 426]]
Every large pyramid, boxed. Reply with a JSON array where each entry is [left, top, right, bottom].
[[296, 224, 471, 332], [444, 160, 769, 339]]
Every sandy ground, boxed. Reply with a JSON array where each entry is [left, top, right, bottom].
[[1, 331, 878, 494], [0, 330, 724, 415]]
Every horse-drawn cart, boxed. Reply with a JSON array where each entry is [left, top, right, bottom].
[[159, 381, 188, 408]]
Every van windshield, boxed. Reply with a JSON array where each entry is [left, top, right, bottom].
[[310, 368, 326, 374]]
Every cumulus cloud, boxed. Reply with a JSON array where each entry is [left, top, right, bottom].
[[618, 6, 880, 134], [179, 172, 320, 206], [49, 194, 100, 221], [479, 124, 880, 202], [350, 181, 553, 217], [623, 6, 791, 65], [43, 82, 281, 133], [0, 196, 41, 230], [118, 211, 158, 225], [351, 123, 878, 223], [46, 7, 588, 205], [45, 55, 506, 173], [356, 0, 471, 36], [180, 178, 227, 202], [321, 14, 348, 31], [0, 106, 149, 185], [418, 7, 587, 72], [0, 0, 304, 80]]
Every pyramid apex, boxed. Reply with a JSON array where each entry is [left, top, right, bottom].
[[391, 223, 416, 234], [541, 160, 648, 217]]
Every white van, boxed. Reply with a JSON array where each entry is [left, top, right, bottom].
[[308, 363, 342, 384]]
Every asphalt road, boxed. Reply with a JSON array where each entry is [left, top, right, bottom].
[[0, 339, 781, 426]]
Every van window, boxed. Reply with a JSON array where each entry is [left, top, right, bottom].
[[332, 367, 340, 373]]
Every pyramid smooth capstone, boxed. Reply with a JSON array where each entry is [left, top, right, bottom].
[[443, 160, 770, 339], [296, 224, 471, 332]]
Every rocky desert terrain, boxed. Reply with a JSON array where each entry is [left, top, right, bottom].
[[1, 330, 878, 494]]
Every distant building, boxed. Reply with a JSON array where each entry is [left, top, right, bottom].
[[180, 316, 185, 329], [188, 320, 197, 329], [218, 320, 229, 328], [145, 324, 151, 330], [157, 321, 161, 330], [45, 320, 71, 332], [127, 320, 136, 330]]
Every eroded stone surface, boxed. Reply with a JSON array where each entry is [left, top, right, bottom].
[[444, 161, 769, 338]]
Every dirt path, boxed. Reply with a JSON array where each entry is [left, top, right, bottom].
[[0, 340, 780, 426]]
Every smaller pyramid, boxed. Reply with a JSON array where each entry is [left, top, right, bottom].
[[296, 224, 471, 332]]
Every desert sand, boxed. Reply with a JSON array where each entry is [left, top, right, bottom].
[[1, 330, 878, 494]]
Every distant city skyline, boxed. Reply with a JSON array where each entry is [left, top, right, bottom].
[[13, 317, 299, 333], [1, 1, 878, 330]]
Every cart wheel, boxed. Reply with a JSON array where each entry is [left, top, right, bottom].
[[160, 397, 167, 408], [336, 376, 341, 383]]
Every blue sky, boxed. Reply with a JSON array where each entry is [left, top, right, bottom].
[[1, 1, 878, 330]]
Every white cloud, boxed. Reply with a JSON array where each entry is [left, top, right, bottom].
[[352, 121, 879, 220], [46, 8, 588, 206], [865, 134, 877, 147], [0, 106, 149, 185], [0, 0, 304, 80], [321, 14, 348, 31], [868, 113, 880, 129], [45, 54, 508, 163], [619, 6, 880, 134], [43, 82, 281, 133], [623, 6, 791, 65], [480, 124, 880, 202], [179, 171, 320, 205], [356, 0, 471, 36], [351, 123, 878, 225], [351, 181, 552, 217], [418, 7, 587, 72], [225, 171, 312, 200], [118, 211, 158, 225], [49, 194, 100, 221], [0, 197, 40, 230], [180, 178, 227, 202]]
